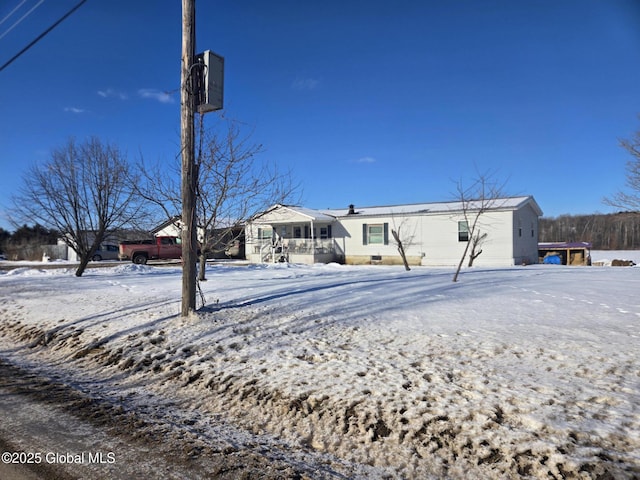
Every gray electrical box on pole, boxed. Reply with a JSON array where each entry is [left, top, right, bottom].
[[195, 50, 224, 113]]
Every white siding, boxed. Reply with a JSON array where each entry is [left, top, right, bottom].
[[245, 197, 542, 267], [414, 210, 514, 266], [253, 208, 302, 224], [155, 224, 180, 237], [338, 210, 518, 267], [512, 203, 540, 265]]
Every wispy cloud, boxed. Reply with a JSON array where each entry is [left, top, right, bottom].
[[64, 107, 85, 114], [354, 156, 377, 164], [97, 88, 128, 100], [138, 88, 175, 104], [292, 76, 320, 91]]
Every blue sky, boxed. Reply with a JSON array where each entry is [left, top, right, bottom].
[[1, 0, 640, 232]]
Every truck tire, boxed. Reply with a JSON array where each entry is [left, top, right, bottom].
[[132, 253, 148, 265]]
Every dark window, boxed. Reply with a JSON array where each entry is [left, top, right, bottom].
[[458, 221, 469, 242]]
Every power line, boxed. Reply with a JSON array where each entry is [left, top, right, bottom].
[[0, 0, 88, 73], [0, 0, 29, 27], [0, 0, 46, 41]]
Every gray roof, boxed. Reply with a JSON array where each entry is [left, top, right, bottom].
[[320, 196, 542, 218], [285, 206, 337, 221], [253, 196, 542, 224]]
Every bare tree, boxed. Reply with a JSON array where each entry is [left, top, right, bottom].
[[390, 216, 416, 271], [194, 118, 297, 281], [467, 231, 488, 267], [605, 124, 640, 211], [137, 117, 298, 284], [452, 172, 507, 282], [135, 157, 182, 229], [11, 137, 143, 276]]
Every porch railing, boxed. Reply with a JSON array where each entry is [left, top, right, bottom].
[[284, 238, 336, 254], [253, 238, 337, 256]]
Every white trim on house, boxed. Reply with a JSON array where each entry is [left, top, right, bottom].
[[245, 196, 542, 266], [251, 205, 336, 224]]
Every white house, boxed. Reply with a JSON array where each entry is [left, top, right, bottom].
[[151, 216, 245, 259], [151, 216, 199, 240], [245, 196, 543, 267]]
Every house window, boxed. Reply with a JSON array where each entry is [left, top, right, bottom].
[[319, 226, 332, 239], [293, 226, 302, 238], [458, 221, 469, 242], [281, 226, 287, 237], [258, 227, 272, 240], [363, 223, 388, 245], [368, 224, 384, 244]]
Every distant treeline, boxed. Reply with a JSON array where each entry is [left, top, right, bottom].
[[539, 212, 640, 250], [0, 224, 60, 260]]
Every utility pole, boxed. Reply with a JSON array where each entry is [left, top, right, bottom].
[[180, 0, 197, 316]]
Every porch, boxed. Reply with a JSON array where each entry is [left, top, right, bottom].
[[251, 238, 341, 264], [245, 205, 342, 264]]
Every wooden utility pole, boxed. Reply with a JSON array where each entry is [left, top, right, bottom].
[[181, 0, 197, 316]]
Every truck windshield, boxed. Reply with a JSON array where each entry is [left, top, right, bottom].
[[160, 237, 181, 245]]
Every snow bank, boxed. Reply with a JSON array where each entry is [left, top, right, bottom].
[[0, 261, 639, 478], [591, 249, 640, 266]]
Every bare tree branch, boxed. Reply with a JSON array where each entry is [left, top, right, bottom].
[[452, 171, 508, 282], [467, 231, 488, 267], [391, 226, 411, 271], [194, 117, 300, 281], [604, 124, 640, 212], [10, 137, 144, 276], [389, 215, 417, 271], [135, 116, 300, 285]]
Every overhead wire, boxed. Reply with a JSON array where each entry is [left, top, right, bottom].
[[0, 0, 88, 73], [0, 0, 29, 27], [0, 0, 46, 41]]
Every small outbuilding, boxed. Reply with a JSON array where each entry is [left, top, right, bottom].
[[538, 242, 592, 266]]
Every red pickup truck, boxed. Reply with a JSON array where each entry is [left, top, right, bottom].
[[118, 236, 183, 264]]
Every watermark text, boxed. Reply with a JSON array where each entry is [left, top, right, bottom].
[[2, 450, 116, 465]]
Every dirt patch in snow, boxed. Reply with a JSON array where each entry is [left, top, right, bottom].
[[2, 308, 637, 479], [0, 356, 366, 479]]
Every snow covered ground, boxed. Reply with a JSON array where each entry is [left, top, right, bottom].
[[0, 251, 639, 478]]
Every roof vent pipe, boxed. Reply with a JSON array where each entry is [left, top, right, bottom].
[[348, 204, 355, 214]]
